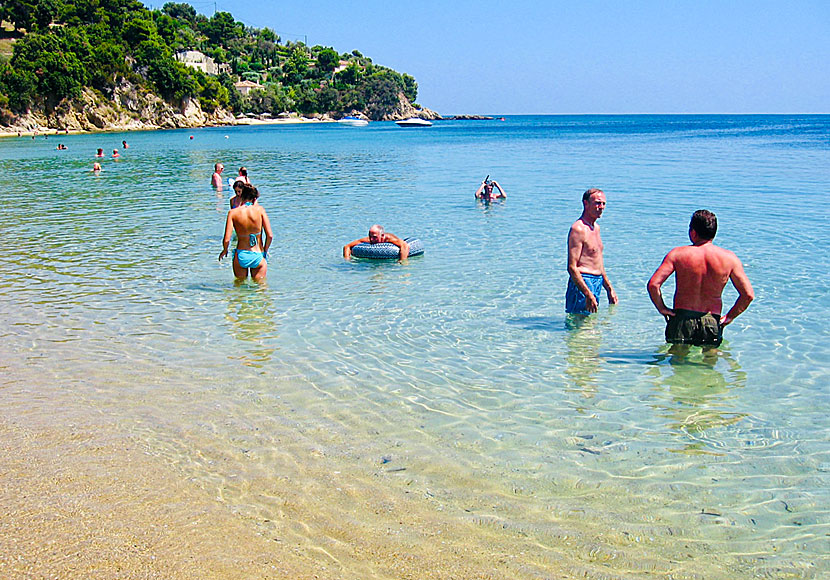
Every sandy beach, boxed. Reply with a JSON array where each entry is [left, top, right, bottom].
[[0, 409, 327, 579], [2, 115, 827, 580], [0, 399, 567, 580]]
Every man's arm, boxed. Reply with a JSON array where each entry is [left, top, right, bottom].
[[567, 226, 599, 312], [343, 237, 369, 259], [385, 234, 410, 260], [474, 182, 485, 198], [219, 212, 233, 261], [647, 253, 677, 319], [721, 258, 754, 326], [602, 268, 618, 304], [492, 181, 506, 198]]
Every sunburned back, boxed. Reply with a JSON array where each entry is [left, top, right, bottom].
[[672, 244, 737, 314], [231, 205, 264, 249]]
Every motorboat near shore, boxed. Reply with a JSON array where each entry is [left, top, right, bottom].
[[395, 117, 433, 127], [338, 116, 369, 127]]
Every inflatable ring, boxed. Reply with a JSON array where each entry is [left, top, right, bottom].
[[351, 237, 424, 259]]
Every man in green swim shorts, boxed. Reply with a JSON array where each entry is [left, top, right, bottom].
[[647, 210, 754, 350]]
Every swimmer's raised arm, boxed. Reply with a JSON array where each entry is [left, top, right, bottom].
[[492, 180, 506, 197]]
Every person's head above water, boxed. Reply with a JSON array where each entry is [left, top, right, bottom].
[[690, 209, 717, 241], [214, 163, 224, 173], [582, 187, 604, 203], [240, 183, 259, 202], [368, 224, 387, 244], [232, 180, 244, 195], [238, 167, 248, 177], [581, 188, 606, 221]]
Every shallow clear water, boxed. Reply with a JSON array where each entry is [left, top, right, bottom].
[[1, 116, 828, 578]]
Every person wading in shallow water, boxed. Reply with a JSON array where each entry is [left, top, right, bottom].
[[647, 209, 754, 352], [211, 163, 224, 188], [566, 188, 618, 316], [219, 184, 273, 281]]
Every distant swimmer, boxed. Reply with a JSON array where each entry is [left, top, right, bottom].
[[56, 144, 67, 150], [92, 162, 102, 173], [647, 210, 754, 350], [475, 176, 506, 200], [96, 148, 104, 157], [112, 148, 120, 158], [219, 183, 273, 281], [212, 163, 224, 188], [234, 166, 251, 185], [566, 188, 618, 315], [122, 140, 129, 149], [343, 224, 409, 260]]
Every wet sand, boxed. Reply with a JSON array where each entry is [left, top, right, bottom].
[[0, 405, 573, 580], [0, 413, 327, 579]]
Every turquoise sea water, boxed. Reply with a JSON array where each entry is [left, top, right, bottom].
[[1, 116, 828, 578]]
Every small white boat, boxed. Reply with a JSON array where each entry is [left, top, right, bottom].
[[396, 117, 432, 127], [338, 116, 369, 127]]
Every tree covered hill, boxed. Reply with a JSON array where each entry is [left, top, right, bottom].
[[0, 0, 437, 130]]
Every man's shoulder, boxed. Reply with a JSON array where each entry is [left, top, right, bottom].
[[709, 244, 737, 258], [569, 218, 588, 234], [667, 244, 691, 256]]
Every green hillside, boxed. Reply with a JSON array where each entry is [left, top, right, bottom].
[[0, 1, 425, 125]]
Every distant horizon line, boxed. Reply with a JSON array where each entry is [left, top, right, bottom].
[[440, 112, 829, 117]]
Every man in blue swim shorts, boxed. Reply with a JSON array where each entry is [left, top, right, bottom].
[[566, 188, 618, 315]]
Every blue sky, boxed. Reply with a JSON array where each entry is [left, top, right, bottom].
[[147, 0, 829, 115]]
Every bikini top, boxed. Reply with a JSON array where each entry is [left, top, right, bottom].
[[242, 204, 258, 246]]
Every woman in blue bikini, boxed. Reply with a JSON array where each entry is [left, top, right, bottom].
[[218, 184, 273, 280]]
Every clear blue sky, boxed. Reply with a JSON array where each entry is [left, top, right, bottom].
[[147, 0, 829, 115]]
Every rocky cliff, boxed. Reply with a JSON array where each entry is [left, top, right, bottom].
[[3, 80, 236, 133], [1, 80, 439, 133], [366, 90, 442, 121]]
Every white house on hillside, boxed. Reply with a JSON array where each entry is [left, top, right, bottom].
[[233, 80, 264, 96], [174, 51, 229, 75]]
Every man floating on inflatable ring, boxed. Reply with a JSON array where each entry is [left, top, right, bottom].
[[343, 225, 409, 260]]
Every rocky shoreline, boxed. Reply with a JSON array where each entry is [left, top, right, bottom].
[[0, 79, 442, 137]]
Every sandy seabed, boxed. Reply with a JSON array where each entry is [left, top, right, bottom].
[[0, 404, 565, 580]]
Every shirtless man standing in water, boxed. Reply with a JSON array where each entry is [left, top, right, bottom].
[[566, 188, 618, 315], [211, 163, 224, 188], [647, 209, 754, 349]]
